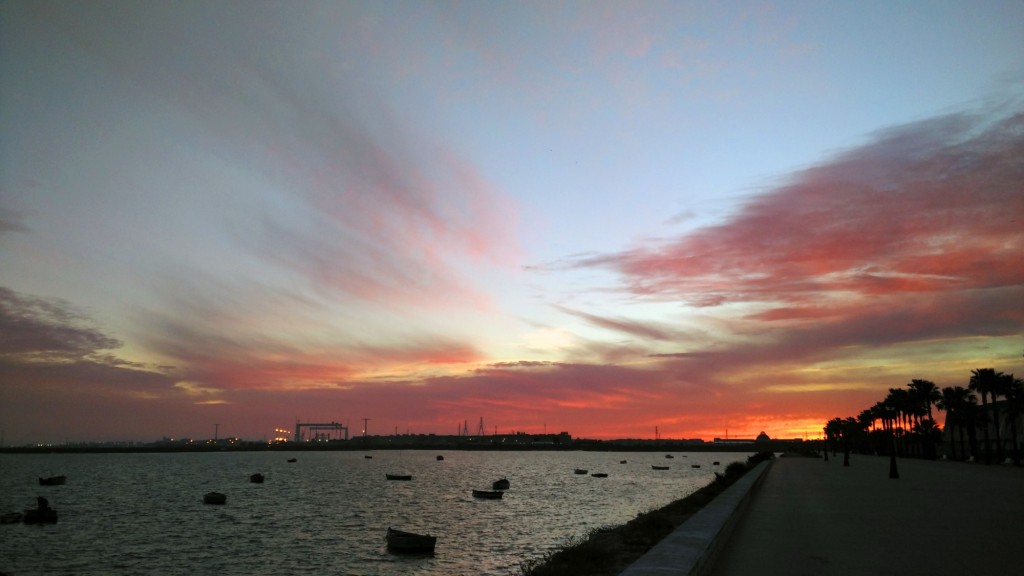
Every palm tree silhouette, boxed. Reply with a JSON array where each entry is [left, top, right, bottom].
[[960, 393, 980, 461], [990, 372, 1012, 464], [885, 388, 912, 457], [970, 368, 1002, 465], [840, 417, 861, 466], [822, 368, 1017, 470], [824, 418, 844, 460], [938, 386, 973, 461], [1004, 375, 1023, 466], [908, 379, 940, 458], [909, 379, 940, 421]]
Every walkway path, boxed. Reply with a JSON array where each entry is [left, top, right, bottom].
[[708, 454, 1024, 576]]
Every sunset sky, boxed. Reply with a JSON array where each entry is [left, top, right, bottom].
[[2, 1, 1023, 445]]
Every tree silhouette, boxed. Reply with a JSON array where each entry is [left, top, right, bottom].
[[938, 386, 973, 461], [990, 372, 1012, 463], [840, 417, 863, 466], [821, 367, 1019, 471], [907, 380, 939, 458], [824, 418, 844, 459], [970, 368, 1002, 465], [1005, 376, 1023, 467], [960, 392, 980, 461], [885, 388, 912, 457], [909, 379, 940, 421]]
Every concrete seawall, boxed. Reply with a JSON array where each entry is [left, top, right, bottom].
[[620, 459, 772, 576]]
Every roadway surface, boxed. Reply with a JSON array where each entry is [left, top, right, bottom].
[[707, 453, 1024, 576]]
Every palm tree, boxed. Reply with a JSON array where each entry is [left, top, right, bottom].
[[840, 417, 863, 466], [908, 380, 940, 458], [885, 388, 911, 457], [825, 417, 844, 459], [969, 368, 1002, 465], [960, 392, 980, 462], [869, 401, 891, 455], [938, 386, 971, 461], [909, 379, 941, 421], [1004, 376, 1023, 467], [848, 410, 875, 455], [879, 402, 900, 478], [991, 372, 1012, 464]]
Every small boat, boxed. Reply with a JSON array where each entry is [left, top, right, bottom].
[[574, 469, 588, 475], [713, 461, 720, 466], [665, 454, 674, 459], [23, 508, 57, 524], [591, 473, 608, 478], [24, 497, 58, 524], [620, 460, 627, 464], [287, 458, 297, 463], [203, 492, 227, 505], [691, 464, 701, 469], [386, 527, 437, 554], [386, 474, 412, 481], [364, 455, 373, 459], [250, 473, 265, 483], [436, 455, 444, 461], [38, 475, 66, 486], [492, 477, 510, 490], [1, 512, 24, 524], [472, 489, 504, 499], [652, 465, 670, 470]]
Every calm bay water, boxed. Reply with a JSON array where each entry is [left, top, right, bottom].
[[0, 450, 749, 575]]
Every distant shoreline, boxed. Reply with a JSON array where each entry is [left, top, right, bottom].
[[0, 438, 805, 455]]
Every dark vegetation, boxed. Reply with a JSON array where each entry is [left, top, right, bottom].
[[823, 367, 1024, 467], [518, 452, 775, 576]]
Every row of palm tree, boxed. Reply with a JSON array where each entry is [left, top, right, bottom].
[[823, 368, 1024, 466]]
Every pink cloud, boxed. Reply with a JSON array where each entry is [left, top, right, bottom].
[[553, 304, 677, 341], [580, 109, 1023, 311]]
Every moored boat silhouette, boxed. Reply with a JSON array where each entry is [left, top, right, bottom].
[[386, 527, 436, 554]]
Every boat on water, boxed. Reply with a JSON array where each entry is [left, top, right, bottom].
[[652, 465, 670, 470], [691, 464, 701, 468], [620, 460, 627, 464], [574, 469, 588, 475], [713, 461, 720, 465], [386, 474, 412, 481], [23, 508, 57, 524], [665, 454, 674, 459], [471, 489, 504, 499], [591, 473, 608, 478], [386, 527, 436, 554], [287, 458, 297, 463], [39, 475, 66, 486], [436, 455, 444, 461], [24, 497, 57, 524], [250, 473, 265, 483], [364, 455, 373, 459], [492, 477, 510, 490], [203, 492, 227, 505]]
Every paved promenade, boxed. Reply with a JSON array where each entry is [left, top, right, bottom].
[[708, 454, 1024, 576]]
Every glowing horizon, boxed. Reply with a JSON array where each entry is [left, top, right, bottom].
[[1, 1, 1022, 445]]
